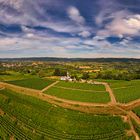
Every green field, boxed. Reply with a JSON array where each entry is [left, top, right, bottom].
[[95, 79, 135, 88], [109, 80, 138, 88], [132, 119, 140, 138], [0, 89, 133, 140], [45, 86, 110, 103], [56, 81, 106, 91], [6, 78, 55, 90], [133, 106, 140, 117], [0, 71, 36, 81], [111, 80, 140, 103], [96, 80, 140, 103]]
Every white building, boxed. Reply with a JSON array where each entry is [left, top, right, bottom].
[[60, 71, 73, 81]]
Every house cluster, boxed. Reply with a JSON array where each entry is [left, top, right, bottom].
[[1, 63, 22, 68], [78, 66, 91, 69], [31, 61, 44, 66], [83, 69, 100, 73], [60, 72, 75, 81]]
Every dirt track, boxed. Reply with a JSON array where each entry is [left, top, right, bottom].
[[128, 111, 140, 125], [94, 82, 117, 104], [0, 87, 5, 90], [0, 81, 140, 109], [118, 99, 140, 110], [0, 81, 140, 111], [127, 115, 140, 140], [41, 81, 59, 92]]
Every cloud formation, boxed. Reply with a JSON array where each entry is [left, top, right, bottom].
[[67, 6, 85, 24], [0, 0, 140, 58], [98, 11, 140, 37]]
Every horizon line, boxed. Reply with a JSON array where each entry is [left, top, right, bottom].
[[0, 56, 140, 60]]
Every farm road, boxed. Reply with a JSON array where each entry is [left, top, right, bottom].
[[0, 81, 114, 108], [94, 82, 117, 104], [127, 115, 140, 140], [105, 83, 117, 104], [0, 87, 5, 90], [128, 111, 140, 125], [41, 81, 59, 92], [118, 99, 140, 111], [1, 81, 140, 110]]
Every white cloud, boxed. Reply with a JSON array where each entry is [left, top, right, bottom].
[[0, 0, 23, 10], [67, 6, 85, 24], [78, 31, 91, 38], [0, 38, 17, 46], [26, 33, 35, 38], [95, 10, 113, 25], [0, 35, 140, 58], [0, 1, 91, 38], [125, 14, 140, 29], [0, 0, 140, 58], [97, 11, 140, 37], [84, 36, 112, 49]]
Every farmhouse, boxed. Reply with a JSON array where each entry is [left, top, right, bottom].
[[79, 66, 91, 69], [84, 69, 100, 73], [60, 72, 73, 81]]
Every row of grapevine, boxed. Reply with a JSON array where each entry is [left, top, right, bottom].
[[0, 89, 132, 140]]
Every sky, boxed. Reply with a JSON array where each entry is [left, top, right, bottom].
[[0, 0, 140, 58]]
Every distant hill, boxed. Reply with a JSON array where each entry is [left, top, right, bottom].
[[0, 57, 140, 63]]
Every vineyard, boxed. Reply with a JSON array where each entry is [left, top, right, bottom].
[[111, 80, 140, 103], [95, 80, 140, 103], [133, 107, 140, 117], [132, 120, 140, 138], [0, 89, 134, 140], [0, 78, 140, 139], [6, 78, 55, 90], [56, 81, 106, 91], [0, 71, 35, 81], [44, 86, 109, 103]]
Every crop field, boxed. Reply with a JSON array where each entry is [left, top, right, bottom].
[[133, 106, 140, 117], [0, 89, 133, 140], [109, 80, 139, 88], [110, 80, 140, 103], [0, 71, 36, 81], [132, 120, 140, 138], [96, 80, 140, 103], [56, 81, 106, 91], [95, 79, 137, 87], [6, 78, 55, 90], [44, 86, 110, 103]]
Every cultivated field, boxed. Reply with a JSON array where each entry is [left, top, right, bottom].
[[133, 106, 140, 118], [0, 89, 133, 140], [95, 80, 140, 103], [0, 76, 140, 139], [6, 78, 55, 90], [44, 86, 109, 103], [132, 119, 140, 138], [111, 80, 140, 103], [44, 81, 110, 103], [56, 81, 106, 91], [0, 71, 35, 81]]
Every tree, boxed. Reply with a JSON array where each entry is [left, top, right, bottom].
[[54, 68, 61, 76], [38, 70, 46, 77], [54, 68, 67, 76], [82, 73, 89, 80]]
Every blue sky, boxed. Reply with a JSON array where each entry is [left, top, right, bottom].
[[0, 0, 140, 58]]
